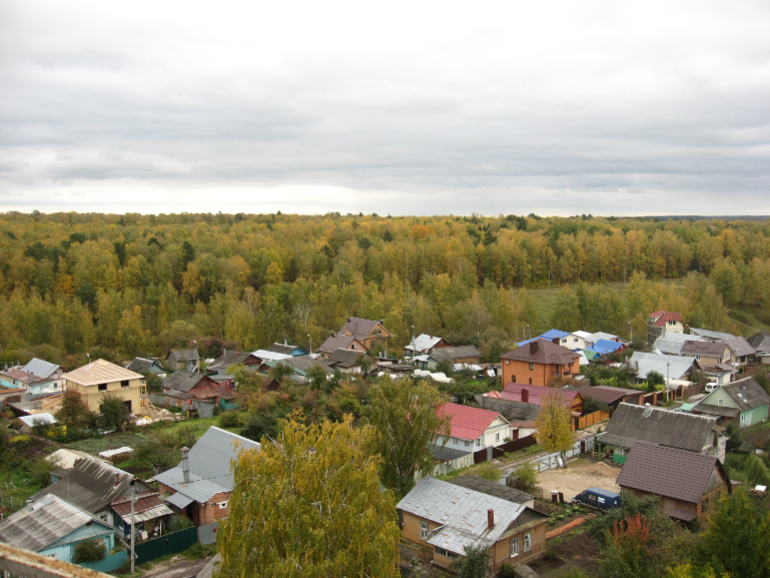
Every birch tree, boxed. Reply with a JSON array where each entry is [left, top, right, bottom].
[[534, 388, 575, 466]]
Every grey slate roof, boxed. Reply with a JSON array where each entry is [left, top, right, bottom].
[[749, 331, 770, 353], [616, 442, 729, 505], [448, 475, 534, 506], [689, 328, 736, 341], [681, 341, 730, 357], [22, 358, 60, 380], [0, 495, 113, 552], [327, 348, 369, 368], [318, 334, 361, 354], [599, 403, 718, 452], [473, 395, 540, 421], [155, 427, 260, 504], [397, 477, 531, 553], [706, 377, 770, 412], [166, 349, 199, 362], [432, 345, 481, 362], [126, 357, 157, 374], [207, 351, 257, 371], [722, 336, 756, 359], [267, 343, 304, 355], [30, 458, 133, 514], [163, 370, 207, 393], [628, 351, 695, 382]]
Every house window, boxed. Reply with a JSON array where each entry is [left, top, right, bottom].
[[98, 383, 107, 391], [528, 378, 532, 385], [121, 380, 129, 388], [476, 438, 481, 446], [718, 399, 724, 407], [464, 440, 470, 447], [218, 501, 228, 509], [98, 512, 109, 523], [511, 375, 516, 382], [529, 363, 534, 371], [420, 521, 429, 540], [434, 547, 458, 559], [741, 414, 746, 424], [523, 532, 531, 551], [510, 537, 519, 557], [397, 511, 403, 527], [495, 433, 500, 442], [505, 360, 509, 365]]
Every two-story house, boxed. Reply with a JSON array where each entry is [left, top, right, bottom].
[[62, 359, 145, 414], [435, 402, 512, 452], [500, 339, 580, 387], [647, 310, 684, 345], [165, 349, 200, 372], [397, 477, 549, 572], [691, 377, 770, 429], [679, 340, 732, 366]]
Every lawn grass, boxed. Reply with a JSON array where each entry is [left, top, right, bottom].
[[65, 432, 151, 455], [154, 416, 240, 439]]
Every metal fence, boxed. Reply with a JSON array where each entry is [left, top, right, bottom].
[[473, 435, 538, 464], [133, 527, 198, 565], [530, 435, 596, 473], [78, 550, 127, 573], [198, 521, 221, 545]]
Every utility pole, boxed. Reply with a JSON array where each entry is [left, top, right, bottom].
[[130, 480, 136, 574], [307, 334, 312, 356], [628, 321, 633, 343], [410, 325, 415, 363]]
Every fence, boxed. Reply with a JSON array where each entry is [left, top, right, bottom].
[[78, 550, 127, 573], [427, 452, 475, 478], [133, 526, 198, 565], [473, 435, 538, 464], [148, 395, 215, 418], [198, 520, 220, 545], [529, 435, 596, 473], [576, 410, 610, 430]]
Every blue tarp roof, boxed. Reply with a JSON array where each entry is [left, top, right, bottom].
[[585, 339, 624, 356], [515, 329, 569, 347]]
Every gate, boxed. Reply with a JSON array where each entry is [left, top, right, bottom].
[[133, 527, 198, 565]]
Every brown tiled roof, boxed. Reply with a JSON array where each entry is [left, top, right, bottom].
[[318, 334, 364, 354], [339, 317, 389, 340], [576, 385, 641, 405], [616, 442, 728, 504], [500, 338, 579, 365]]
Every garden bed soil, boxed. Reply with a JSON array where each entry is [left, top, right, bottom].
[[548, 532, 602, 576]]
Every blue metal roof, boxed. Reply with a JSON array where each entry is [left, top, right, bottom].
[[540, 329, 570, 340]]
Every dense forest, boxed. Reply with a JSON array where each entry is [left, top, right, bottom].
[[1, 212, 769, 369]]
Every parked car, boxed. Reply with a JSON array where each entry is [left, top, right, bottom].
[[572, 487, 621, 511]]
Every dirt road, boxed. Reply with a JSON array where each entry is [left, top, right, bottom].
[[536, 459, 621, 500]]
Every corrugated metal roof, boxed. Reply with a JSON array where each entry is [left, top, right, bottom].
[[22, 358, 60, 380], [616, 442, 727, 504], [165, 492, 194, 509], [628, 352, 694, 381], [448, 475, 534, 506], [118, 504, 174, 524], [397, 477, 527, 554], [162, 371, 208, 393], [689, 328, 735, 341], [405, 334, 445, 353], [437, 403, 504, 441], [653, 334, 702, 355], [722, 336, 756, 359]]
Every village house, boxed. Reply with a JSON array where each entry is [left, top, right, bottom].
[[404, 334, 453, 357], [628, 351, 696, 386], [500, 339, 580, 387], [749, 330, 770, 365], [689, 329, 757, 367], [266, 341, 307, 357], [652, 333, 703, 356], [448, 475, 536, 509], [324, 349, 376, 374], [0, 495, 118, 564], [156, 427, 260, 526], [165, 349, 200, 372], [337, 317, 392, 350], [397, 477, 549, 572], [18, 412, 58, 434], [575, 385, 643, 415], [487, 382, 584, 415], [598, 403, 726, 463], [125, 357, 166, 377], [679, 340, 733, 366], [317, 334, 369, 359], [61, 359, 145, 415], [616, 442, 731, 523], [436, 402, 512, 451], [160, 371, 233, 407], [690, 377, 770, 428], [414, 345, 482, 370], [472, 395, 539, 440], [647, 310, 684, 344]]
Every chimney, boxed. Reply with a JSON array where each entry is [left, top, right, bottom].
[[181, 447, 190, 483], [521, 388, 529, 404], [487, 509, 494, 528], [553, 337, 560, 345], [26, 499, 34, 511], [529, 340, 539, 355], [284, 339, 288, 345]]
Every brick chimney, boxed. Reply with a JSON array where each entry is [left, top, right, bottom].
[[487, 509, 494, 528], [181, 447, 190, 483], [521, 388, 529, 404], [114, 473, 120, 487], [529, 340, 539, 355]]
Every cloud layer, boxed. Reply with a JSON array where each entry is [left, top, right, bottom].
[[1, 0, 769, 215]]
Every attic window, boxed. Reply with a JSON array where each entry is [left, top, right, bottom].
[[718, 399, 724, 407], [121, 380, 129, 388], [98, 383, 107, 391]]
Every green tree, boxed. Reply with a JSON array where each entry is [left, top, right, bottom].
[[534, 389, 575, 465], [367, 378, 450, 497], [72, 539, 107, 563], [56, 389, 96, 430], [453, 543, 491, 578], [99, 395, 131, 432], [218, 415, 400, 578], [698, 487, 770, 578]]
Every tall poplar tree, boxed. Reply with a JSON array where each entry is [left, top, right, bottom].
[[218, 415, 400, 578]]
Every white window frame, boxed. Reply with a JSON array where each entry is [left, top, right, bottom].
[[476, 438, 481, 447], [718, 399, 724, 407], [740, 413, 746, 423], [523, 532, 531, 552], [529, 363, 534, 370], [495, 433, 500, 442], [420, 521, 429, 540], [218, 501, 228, 509], [510, 537, 519, 557]]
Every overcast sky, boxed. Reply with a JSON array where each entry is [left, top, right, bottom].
[[1, 1, 769, 216]]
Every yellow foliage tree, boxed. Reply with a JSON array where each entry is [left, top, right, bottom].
[[534, 389, 576, 466]]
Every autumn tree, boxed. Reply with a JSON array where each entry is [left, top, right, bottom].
[[534, 389, 575, 466], [99, 395, 131, 432], [367, 377, 451, 497], [56, 389, 96, 430], [218, 415, 400, 578]]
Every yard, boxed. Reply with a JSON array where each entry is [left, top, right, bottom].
[[535, 457, 622, 501], [65, 431, 151, 456]]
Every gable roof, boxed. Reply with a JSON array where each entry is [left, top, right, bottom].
[[327, 348, 370, 368], [267, 343, 305, 356], [162, 371, 210, 393], [722, 336, 756, 358], [431, 345, 481, 362], [616, 442, 729, 505], [252, 349, 293, 362], [749, 331, 770, 353], [585, 339, 624, 356], [30, 458, 133, 514], [397, 477, 540, 554], [600, 403, 718, 452], [405, 334, 447, 353], [653, 334, 702, 355], [501, 339, 579, 366], [680, 341, 731, 357], [700, 376, 770, 412], [318, 334, 363, 354], [0, 495, 112, 553], [22, 359, 60, 380], [126, 357, 164, 374], [628, 351, 695, 381], [473, 395, 540, 422], [166, 349, 199, 362], [437, 402, 506, 441], [449, 475, 534, 505], [62, 359, 143, 386], [493, 383, 579, 407], [338, 317, 389, 340], [207, 351, 259, 372], [649, 311, 683, 327], [689, 328, 735, 341], [576, 385, 641, 405], [155, 427, 260, 504]]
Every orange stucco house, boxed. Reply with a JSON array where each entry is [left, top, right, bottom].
[[500, 339, 580, 387]]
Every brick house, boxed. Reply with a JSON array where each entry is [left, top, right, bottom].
[[500, 339, 580, 387], [616, 442, 731, 523], [156, 427, 259, 526], [397, 477, 548, 572]]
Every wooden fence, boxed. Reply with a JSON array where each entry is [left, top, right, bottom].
[[473, 435, 538, 464], [576, 410, 610, 430]]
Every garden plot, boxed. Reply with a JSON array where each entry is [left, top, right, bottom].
[[535, 458, 621, 501]]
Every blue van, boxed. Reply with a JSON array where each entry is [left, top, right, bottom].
[[572, 487, 622, 511]]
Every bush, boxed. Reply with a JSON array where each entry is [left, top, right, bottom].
[[219, 411, 243, 428], [174, 426, 198, 449], [497, 562, 518, 578], [72, 539, 106, 563], [474, 462, 502, 481], [167, 515, 194, 533], [512, 461, 538, 489]]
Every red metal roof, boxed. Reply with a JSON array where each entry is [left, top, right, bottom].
[[650, 311, 683, 327], [437, 402, 502, 441], [493, 383, 579, 406]]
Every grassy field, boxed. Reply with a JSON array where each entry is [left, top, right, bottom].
[[153, 416, 241, 439], [66, 431, 151, 455]]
